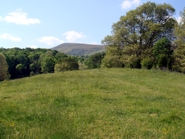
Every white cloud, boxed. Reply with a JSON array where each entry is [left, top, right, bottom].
[[0, 33, 21, 42], [27, 45, 38, 49], [37, 36, 63, 45], [121, 0, 140, 9], [91, 42, 97, 45], [176, 16, 182, 23], [63, 31, 86, 42], [0, 9, 41, 25]]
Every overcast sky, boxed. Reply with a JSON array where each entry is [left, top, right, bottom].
[[0, 0, 184, 49]]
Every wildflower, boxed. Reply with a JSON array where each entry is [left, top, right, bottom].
[[10, 122, 14, 127], [163, 128, 168, 135]]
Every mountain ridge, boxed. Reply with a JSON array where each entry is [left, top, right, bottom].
[[51, 43, 105, 56]]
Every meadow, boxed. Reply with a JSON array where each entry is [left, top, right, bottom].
[[0, 68, 185, 138]]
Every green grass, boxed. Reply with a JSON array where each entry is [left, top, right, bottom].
[[0, 68, 185, 138]]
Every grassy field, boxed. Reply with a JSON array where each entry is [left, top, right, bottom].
[[0, 68, 185, 138]]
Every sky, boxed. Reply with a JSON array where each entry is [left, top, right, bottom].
[[0, 0, 184, 49]]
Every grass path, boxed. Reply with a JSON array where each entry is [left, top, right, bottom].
[[0, 68, 185, 138]]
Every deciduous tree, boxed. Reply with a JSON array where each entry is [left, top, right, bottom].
[[102, 2, 176, 68], [0, 53, 8, 81], [173, 7, 185, 72], [85, 52, 105, 69], [153, 37, 173, 69], [41, 57, 55, 73], [54, 57, 79, 72]]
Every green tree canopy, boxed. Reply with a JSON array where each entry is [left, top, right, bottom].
[[41, 57, 55, 73], [54, 57, 79, 72], [0, 53, 8, 81], [85, 52, 105, 69], [174, 7, 185, 46], [102, 2, 175, 48], [101, 2, 176, 68], [173, 7, 185, 72], [153, 37, 173, 69], [101, 45, 123, 68]]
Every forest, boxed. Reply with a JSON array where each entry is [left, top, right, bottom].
[[0, 2, 185, 81], [0, 48, 79, 80]]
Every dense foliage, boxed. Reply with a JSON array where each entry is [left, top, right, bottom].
[[54, 57, 79, 72], [84, 52, 105, 69], [0, 47, 79, 80], [0, 53, 8, 81], [101, 2, 185, 72], [173, 8, 185, 73]]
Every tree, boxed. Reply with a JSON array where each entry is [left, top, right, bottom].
[[0, 48, 60, 78], [5, 53, 17, 79], [0, 53, 8, 81], [85, 52, 105, 69], [55, 52, 67, 60], [173, 7, 185, 72], [41, 57, 55, 73], [16, 64, 24, 77], [122, 44, 141, 68], [102, 2, 176, 68], [28, 52, 41, 74], [15, 52, 30, 77], [153, 37, 173, 69], [54, 57, 79, 72], [174, 8, 185, 46], [101, 45, 123, 68]]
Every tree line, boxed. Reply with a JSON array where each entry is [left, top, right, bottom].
[[0, 47, 105, 81], [0, 48, 79, 81], [101, 2, 185, 73]]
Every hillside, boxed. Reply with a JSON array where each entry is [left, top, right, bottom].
[[0, 69, 185, 138], [51, 43, 105, 56]]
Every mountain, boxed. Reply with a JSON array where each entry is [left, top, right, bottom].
[[51, 43, 105, 56]]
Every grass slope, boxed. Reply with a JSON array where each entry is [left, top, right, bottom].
[[0, 69, 185, 138], [51, 43, 105, 56]]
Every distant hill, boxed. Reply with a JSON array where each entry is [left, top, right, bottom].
[[51, 43, 105, 56]]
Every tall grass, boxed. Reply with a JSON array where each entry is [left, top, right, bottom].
[[0, 68, 185, 138]]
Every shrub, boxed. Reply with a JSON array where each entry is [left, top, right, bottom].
[[101, 55, 123, 68], [123, 55, 141, 68], [30, 71, 35, 76], [54, 57, 79, 72], [141, 58, 153, 69], [157, 54, 167, 69]]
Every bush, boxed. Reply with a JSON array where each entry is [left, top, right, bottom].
[[30, 71, 35, 76], [101, 55, 123, 68], [157, 54, 167, 69], [123, 55, 141, 68], [54, 57, 79, 72], [85, 52, 105, 69], [141, 58, 153, 69]]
